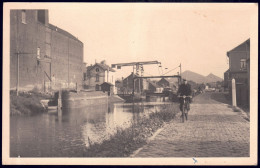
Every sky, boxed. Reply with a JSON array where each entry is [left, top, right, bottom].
[[7, 3, 255, 79]]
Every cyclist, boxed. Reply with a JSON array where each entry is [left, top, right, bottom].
[[177, 79, 192, 113]]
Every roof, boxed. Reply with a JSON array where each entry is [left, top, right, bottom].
[[123, 72, 140, 81], [227, 38, 250, 57], [48, 24, 83, 44], [224, 69, 230, 74], [87, 63, 116, 72], [148, 81, 158, 88], [160, 78, 178, 85], [101, 82, 114, 86]]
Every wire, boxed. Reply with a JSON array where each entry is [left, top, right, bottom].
[[162, 65, 180, 75], [143, 71, 154, 76]]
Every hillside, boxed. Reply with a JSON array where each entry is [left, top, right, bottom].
[[181, 70, 223, 84], [181, 70, 207, 83], [205, 73, 223, 83]]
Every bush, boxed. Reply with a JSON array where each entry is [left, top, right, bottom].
[[10, 91, 51, 116]]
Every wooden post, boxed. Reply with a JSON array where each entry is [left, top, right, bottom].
[[232, 78, 237, 107], [57, 90, 62, 115], [180, 63, 182, 83], [132, 77, 135, 102]]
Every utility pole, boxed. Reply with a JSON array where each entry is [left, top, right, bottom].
[[132, 65, 135, 101], [16, 52, 19, 96], [180, 63, 182, 83], [68, 37, 70, 89]]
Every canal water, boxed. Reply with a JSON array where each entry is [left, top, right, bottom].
[[10, 98, 176, 157]]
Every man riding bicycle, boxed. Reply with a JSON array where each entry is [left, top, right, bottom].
[[177, 79, 192, 113]]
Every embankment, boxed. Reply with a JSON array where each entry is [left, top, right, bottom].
[[10, 91, 51, 116]]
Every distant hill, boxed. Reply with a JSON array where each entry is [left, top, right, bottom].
[[181, 70, 223, 84], [205, 73, 223, 83]]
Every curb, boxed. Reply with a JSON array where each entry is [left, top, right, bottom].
[[232, 106, 250, 122]]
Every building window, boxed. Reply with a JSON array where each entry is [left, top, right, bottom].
[[96, 68, 99, 72], [37, 47, 40, 59], [96, 74, 99, 82], [21, 10, 26, 24], [240, 59, 246, 70], [37, 10, 46, 24]]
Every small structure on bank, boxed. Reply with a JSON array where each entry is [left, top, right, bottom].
[[100, 82, 114, 96]]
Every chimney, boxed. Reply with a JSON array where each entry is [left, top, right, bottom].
[[101, 60, 106, 65]]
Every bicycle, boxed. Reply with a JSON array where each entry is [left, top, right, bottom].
[[178, 95, 192, 123]]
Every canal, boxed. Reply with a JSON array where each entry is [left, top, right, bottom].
[[10, 98, 177, 157]]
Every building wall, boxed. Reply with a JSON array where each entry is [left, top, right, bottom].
[[148, 83, 156, 92], [10, 10, 48, 90], [229, 52, 248, 72], [85, 65, 106, 90], [10, 10, 83, 91], [122, 73, 143, 92], [51, 28, 84, 89], [227, 39, 250, 107]]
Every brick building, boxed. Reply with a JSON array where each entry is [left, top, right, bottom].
[[224, 39, 250, 107], [84, 61, 116, 93], [122, 73, 147, 94], [10, 10, 84, 92]]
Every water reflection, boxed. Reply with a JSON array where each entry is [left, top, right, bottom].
[[10, 99, 175, 157]]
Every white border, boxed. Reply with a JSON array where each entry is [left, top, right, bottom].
[[2, 2, 258, 165]]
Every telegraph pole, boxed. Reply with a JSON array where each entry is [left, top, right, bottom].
[[16, 52, 19, 96], [132, 65, 135, 101], [180, 63, 182, 82]]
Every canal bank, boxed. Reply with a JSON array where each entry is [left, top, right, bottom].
[[10, 90, 125, 115], [10, 90, 51, 116], [83, 103, 178, 157], [10, 97, 179, 157]]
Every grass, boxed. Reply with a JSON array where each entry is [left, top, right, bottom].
[[10, 90, 52, 116], [83, 104, 178, 157]]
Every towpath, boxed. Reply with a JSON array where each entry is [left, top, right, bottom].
[[133, 92, 249, 157]]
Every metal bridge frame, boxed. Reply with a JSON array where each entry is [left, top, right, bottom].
[[132, 75, 182, 100]]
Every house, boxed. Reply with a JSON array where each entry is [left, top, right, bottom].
[[224, 38, 250, 107], [122, 72, 146, 93], [146, 80, 158, 93], [157, 78, 178, 91], [100, 82, 114, 96], [10, 10, 84, 91], [84, 61, 116, 93]]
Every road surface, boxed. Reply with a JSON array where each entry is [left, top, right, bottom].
[[133, 92, 249, 157]]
